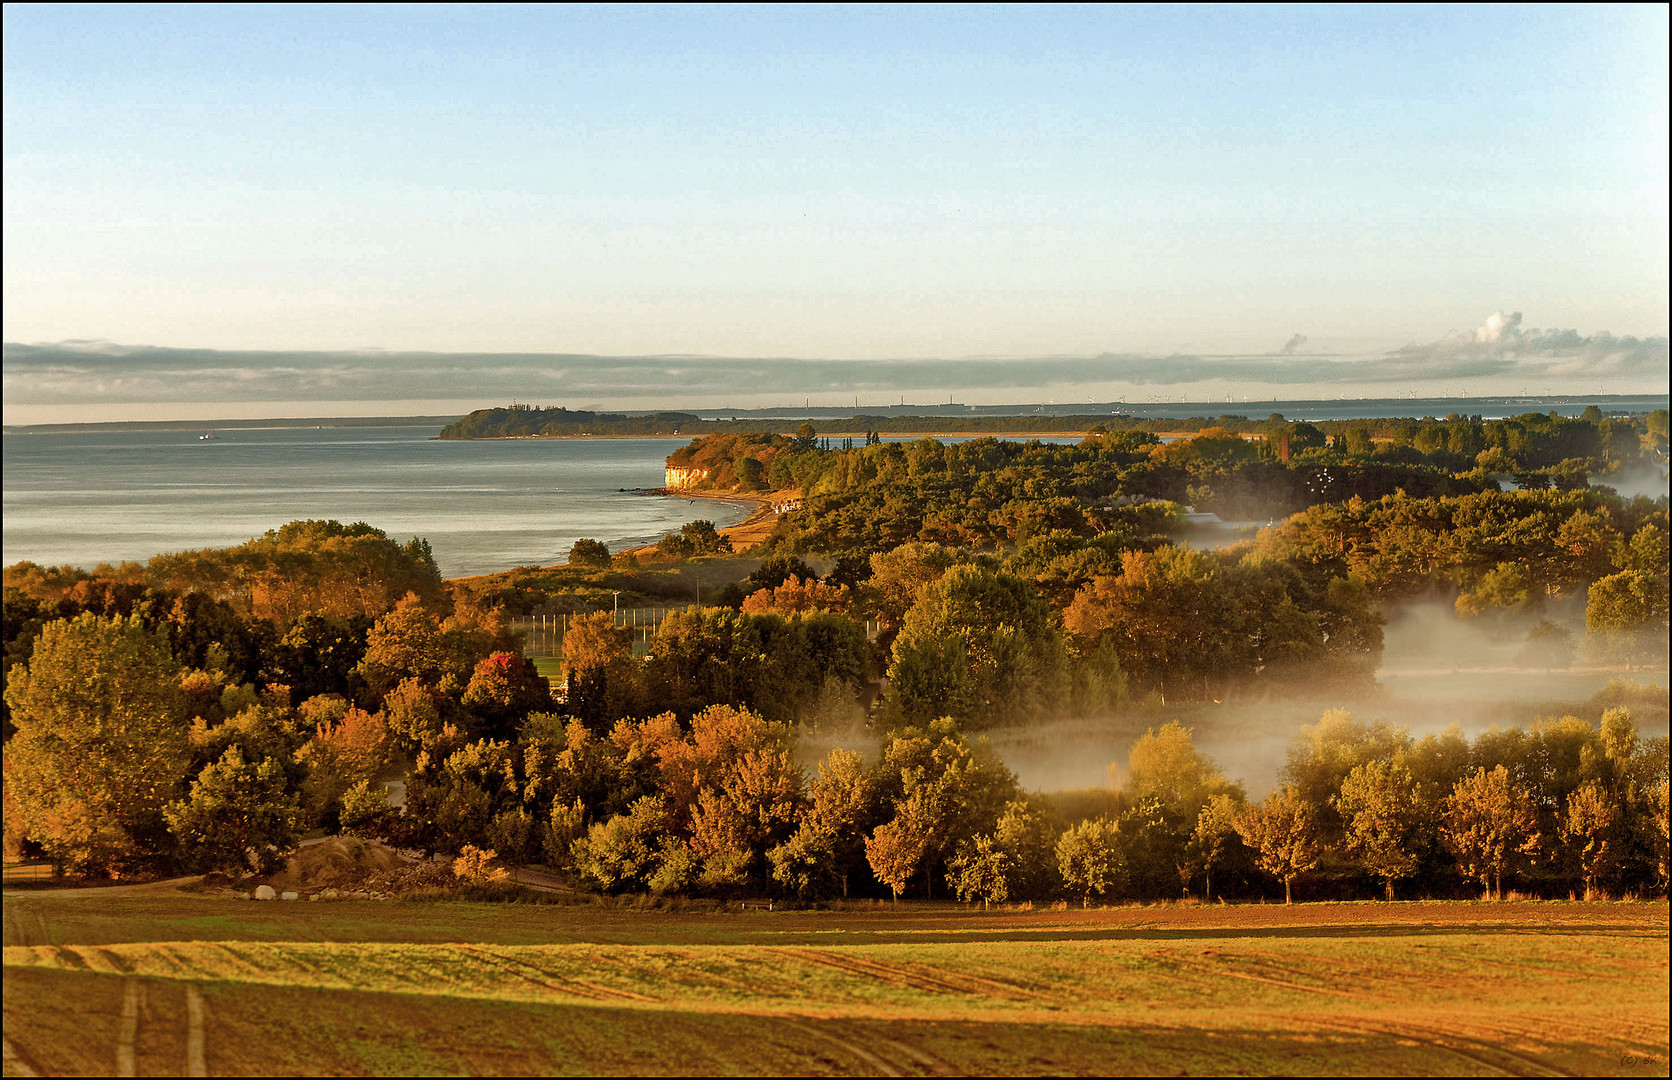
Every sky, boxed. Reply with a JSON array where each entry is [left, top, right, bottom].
[[4, 4, 1668, 423]]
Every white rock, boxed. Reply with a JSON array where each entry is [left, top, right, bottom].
[[253, 885, 276, 900], [280, 891, 299, 901]]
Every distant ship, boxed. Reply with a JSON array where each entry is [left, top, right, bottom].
[[199, 431, 217, 440]]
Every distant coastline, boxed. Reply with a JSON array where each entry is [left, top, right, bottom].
[[5, 394, 1665, 436]]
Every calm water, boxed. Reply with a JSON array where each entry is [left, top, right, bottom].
[[1, 427, 752, 577]]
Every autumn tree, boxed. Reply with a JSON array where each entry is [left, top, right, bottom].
[[655, 704, 804, 887], [1235, 785, 1323, 904], [1650, 778, 1670, 892], [462, 651, 554, 738], [561, 611, 642, 727], [297, 702, 397, 826], [4, 613, 190, 876], [1063, 547, 1226, 703], [1336, 759, 1426, 900], [1443, 765, 1541, 899], [865, 542, 958, 627], [867, 788, 937, 902], [872, 720, 1020, 895], [740, 575, 853, 616]]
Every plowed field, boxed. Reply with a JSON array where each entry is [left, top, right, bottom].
[[3, 892, 1665, 1076]]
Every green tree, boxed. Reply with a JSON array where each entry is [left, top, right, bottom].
[[1649, 778, 1670, 892], [1443, 765, 1541, 899], [4, 613, 190, 876], [1336, 759, 1425, 899], [1561, 781, 1617, 899], [1235, 786, 1322, 904], [357, 592, 474, 695], [865, 542, 959, 627], [164, 746, 301, 873], [567, 538, 612, 568], [573, 795, 667, 892], [947, 834, 1011, 909], [887, 564, 1070, 728], [1191, 793, 1245, 901], [339, 779, 395, 837], [1124, 721, 1242, 823], [1585, 569, 1670, 666], [1280, 710, 1410, 841], [679, 520, 732, 555], [770, 747, 878, 898], [768, 824, 841, 900], [992, 797, 1064, 900], [1056, 817, 1121, 907]]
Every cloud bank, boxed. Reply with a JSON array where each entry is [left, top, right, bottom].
[[4, 313, 1665, 422]]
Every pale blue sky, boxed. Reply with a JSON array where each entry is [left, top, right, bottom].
[[3, 4, 1667, 420]]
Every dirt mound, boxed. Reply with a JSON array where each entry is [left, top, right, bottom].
[[270, 837, 402, 891]]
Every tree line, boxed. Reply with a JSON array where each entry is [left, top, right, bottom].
[[8, 589, 1664, 904]]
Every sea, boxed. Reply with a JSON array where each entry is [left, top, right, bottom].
[[4, 395, 1666, 578], [1, 426, 754, 578]]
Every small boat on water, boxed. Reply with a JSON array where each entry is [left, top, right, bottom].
[[199, 431, 217, 440]]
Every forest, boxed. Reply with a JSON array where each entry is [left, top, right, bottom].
[[3, 409, 1668, 904]]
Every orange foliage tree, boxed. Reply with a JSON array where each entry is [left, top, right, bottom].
[[740, 575, 852, 616]]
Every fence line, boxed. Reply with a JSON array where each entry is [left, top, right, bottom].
[[509, 609, 882, 657]]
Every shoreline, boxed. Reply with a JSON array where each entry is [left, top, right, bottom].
[[435, 430, 1098, 441], [615, 487, 787, 558], [446, 486, 784, 583]]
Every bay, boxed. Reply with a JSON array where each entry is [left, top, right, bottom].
[[1, 427, 751, 578]]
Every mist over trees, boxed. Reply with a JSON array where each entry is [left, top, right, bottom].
[[3, 409, 1667, 899]]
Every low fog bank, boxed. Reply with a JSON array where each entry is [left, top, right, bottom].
[[989, 683, 1667, 802], [987, 601, 1667, 799], [1598, 462, 1671, 501], [790, 598, 1667, 799]]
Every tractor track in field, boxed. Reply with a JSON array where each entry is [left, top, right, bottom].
[[455, 945, 658, 1004], [862, 1027, 960, 1075], [184, 985, 207, 1078], [2, 1035, 41, 1078], [780, 1019, 905, 1076], [115, 978, 141, 1077], [1197, 964, 1358, 999], [1317, 1016, 1574, 1077], [773, 947, 1038, 1002]]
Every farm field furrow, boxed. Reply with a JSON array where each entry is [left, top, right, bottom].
[[3, 894, 1665, 1076]]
